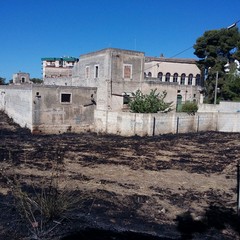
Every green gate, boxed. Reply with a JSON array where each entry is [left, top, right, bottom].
[[176, 94, 182, 112]]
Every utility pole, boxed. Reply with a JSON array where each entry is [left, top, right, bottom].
[[214, 71, 219, 105]]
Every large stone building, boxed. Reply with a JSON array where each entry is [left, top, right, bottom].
[[42, 48, 202, 111], [0, 48, 204, 135]]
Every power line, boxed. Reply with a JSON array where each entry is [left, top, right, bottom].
[[142, 19, 240, 75]]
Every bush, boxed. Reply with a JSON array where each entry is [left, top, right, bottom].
[[1, 167, 84, 240], [128, 89, 172, 113], [181, 101, 198, 115]]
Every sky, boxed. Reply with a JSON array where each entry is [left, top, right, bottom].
[[0, 0, 239, 81]]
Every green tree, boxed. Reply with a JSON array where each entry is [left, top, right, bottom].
[[128, 89, 172, 113], [30, 78, 43, 84], [0, 77, 6, 85], [193, 27, 240, 103]]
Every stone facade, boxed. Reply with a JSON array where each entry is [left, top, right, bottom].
[[72, 48, 145, 111], [13, 72, 30, 84], [144, 57, 202, 86], [42, 48, 202, 111], [0, 85, 97, 134], [71, 48, 202, 111]]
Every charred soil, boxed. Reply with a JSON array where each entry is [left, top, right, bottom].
[[0, 111, 240, 239]]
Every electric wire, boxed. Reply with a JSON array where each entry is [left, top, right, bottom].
[[43, 20, 240, 80]]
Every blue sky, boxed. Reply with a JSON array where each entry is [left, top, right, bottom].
[[0, 0, 239, 81]]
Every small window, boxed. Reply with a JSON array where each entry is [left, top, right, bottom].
[[123, 94, 130, 104], [165, 72, 171, 82], [94, 65, 99, 78], [61, 93, 71, 103], [148, 72, 152, 77], [85, 66, 90, 78], [21, 77, 25, 83], [196, 74, 201, 86], [123, 64, 132, 79]]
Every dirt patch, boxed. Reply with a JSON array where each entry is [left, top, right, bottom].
[[0, 110, 240, 239]]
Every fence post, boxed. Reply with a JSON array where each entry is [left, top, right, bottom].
[[197, 115, 200, 132], [176, 116, 179, 134], [237, 161, 240, 215], [152, 116, 156, 136]]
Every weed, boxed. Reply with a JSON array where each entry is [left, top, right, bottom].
[[1, 165, 84, 240]]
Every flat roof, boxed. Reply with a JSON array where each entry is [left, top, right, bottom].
[[80, 48, 145, 58], [41, 57, 78, 62], [145, 56, 197, 64]]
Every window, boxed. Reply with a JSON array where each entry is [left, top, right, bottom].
[[123, 93, 130, 104], [173, 73, 178, 82], [148, 72, 152, 77], [180, 73, 186, 85], [123, 64, 132, 79], [85, 66, 90, 78], [144, 72, 147, 78], [165, 72, 171, 82], [21, 77, 25, 83], [158, 72, 163, 81], [61, 93, 72, 103], [188, 74, 193, 85], [196, 74, 201, 86], [94, 65, 99, 78]]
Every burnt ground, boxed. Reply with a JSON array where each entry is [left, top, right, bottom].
[[1, 111, 240, 239]]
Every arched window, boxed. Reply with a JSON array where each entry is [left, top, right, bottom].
[[173, 73, 178, 82], [148, 72, 152, 77], [165, 72, 171, 82], [144, 72, 147, 78], [196, 74, 201, 86], [180, 73, 186, 85], [188, 74, 193, 85], [158, 72, 163, 81]]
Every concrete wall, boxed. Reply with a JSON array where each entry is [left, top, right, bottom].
[[72, 49, 111, 111], [218, 101, 240, 112], [94, 110, 240, 136], [31, 85, 97, 134], [198, 101, 240, 113], [72, 48, 145, 111], [0, 85, 33, 129], [44, 77, 73, 86], [0, 85, 97, 134]]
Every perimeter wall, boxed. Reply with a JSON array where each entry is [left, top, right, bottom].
[[94, 110, 240, 136]]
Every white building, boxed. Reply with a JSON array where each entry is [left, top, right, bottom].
[[144, 56, 201, 86], [41, 57, 78, 79]]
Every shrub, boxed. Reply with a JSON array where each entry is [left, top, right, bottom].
[[128, 89, 172, 113], [1, 167, 83, 240], [181, 101, 198, 115]]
